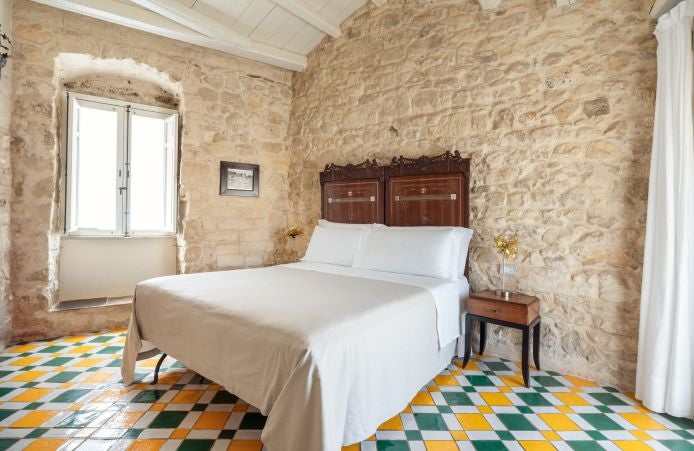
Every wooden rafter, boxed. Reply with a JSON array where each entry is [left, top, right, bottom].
[[130, 0, 251, 46], [29, 0, 307, 71]]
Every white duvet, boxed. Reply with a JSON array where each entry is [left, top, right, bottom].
[[122, 262, 467, 451]]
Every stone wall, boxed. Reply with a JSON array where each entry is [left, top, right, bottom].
[[62, 75, 180, 110], [0, 0, 13, 349], [9, 0, 293, 343], [288, 0, 656, 389]]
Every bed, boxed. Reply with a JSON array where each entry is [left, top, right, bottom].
[[122, 151, 472, 451]]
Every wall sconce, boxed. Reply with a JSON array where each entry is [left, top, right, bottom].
[[0, 24, 11, 78]]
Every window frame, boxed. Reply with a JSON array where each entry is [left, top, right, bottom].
[[63, 91, 179, 237]]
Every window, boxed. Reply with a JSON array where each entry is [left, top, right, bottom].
[[64, 92, 178, 236]]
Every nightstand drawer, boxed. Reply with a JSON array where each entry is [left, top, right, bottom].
[[467, 297, 538, 324]]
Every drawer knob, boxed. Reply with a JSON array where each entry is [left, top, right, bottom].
[[493, 309, 498, 313]]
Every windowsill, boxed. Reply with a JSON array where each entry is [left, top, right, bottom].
[[61, 234, 176, 239], [51, 296, 133, 312]]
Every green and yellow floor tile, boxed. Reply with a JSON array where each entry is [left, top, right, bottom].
[[0, 330, 691, 450]]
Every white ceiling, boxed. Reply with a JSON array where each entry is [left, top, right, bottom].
[[30, 0, 383, 71], [184, 0, 359, 53]]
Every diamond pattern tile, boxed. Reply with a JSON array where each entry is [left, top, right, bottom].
[[0, 330, 691, 450]]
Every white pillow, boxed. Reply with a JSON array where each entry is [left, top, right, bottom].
[[302, 226, 365, 267], [318, 219, 382, 230], [354, 228, 456, 279], [371, 226, 473, 279]]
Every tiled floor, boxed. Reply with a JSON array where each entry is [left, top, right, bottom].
[[0, 331, 691, 450]]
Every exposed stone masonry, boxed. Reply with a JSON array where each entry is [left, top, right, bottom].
[[62, 76, 180, 110], [9, 0, 293, 343], [3, 0, 658, 390], [0, 0, 13, 348], [288, 0, 657, 389]]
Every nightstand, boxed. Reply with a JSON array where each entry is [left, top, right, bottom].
[[462, 290, 541, 387]]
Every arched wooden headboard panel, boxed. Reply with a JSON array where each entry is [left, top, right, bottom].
[[384, 151, 470, 228], [319, 159, 385, 224]]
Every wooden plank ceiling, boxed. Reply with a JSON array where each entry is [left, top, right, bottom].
[[29, 0, 383, 71]]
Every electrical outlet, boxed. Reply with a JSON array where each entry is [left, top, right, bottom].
[[500, 262, 517, 276]]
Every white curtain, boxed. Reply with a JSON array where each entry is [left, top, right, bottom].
[[636, 0, 694, 419]]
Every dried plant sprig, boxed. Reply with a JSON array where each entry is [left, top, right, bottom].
[[0, 25, 11, 67], [493, 234, 519, 260], [285, 226, 304, 239], [0, 25, 11, 51]]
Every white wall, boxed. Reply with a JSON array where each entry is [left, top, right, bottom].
[[58, 236, 177, 302]]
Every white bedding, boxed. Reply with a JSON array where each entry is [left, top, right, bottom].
[[287, 261, 468, 347], [122, 263, 468, 451]]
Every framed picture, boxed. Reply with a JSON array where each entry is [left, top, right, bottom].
[[220, 161, 259, 197]]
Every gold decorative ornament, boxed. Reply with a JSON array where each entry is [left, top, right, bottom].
[[493, 234, 519, 260], [285, 226, 304, 240], [493, 234, 519, 299]]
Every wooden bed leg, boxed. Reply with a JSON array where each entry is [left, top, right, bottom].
[[151, 353, 167, 385]]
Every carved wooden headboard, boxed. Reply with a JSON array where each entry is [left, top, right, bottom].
[[320, 159, 385, 224], [319, 151, 470, 228], [385, 151, 470, 228]]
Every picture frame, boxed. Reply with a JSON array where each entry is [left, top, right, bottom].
[[220, 161, 259, 197]]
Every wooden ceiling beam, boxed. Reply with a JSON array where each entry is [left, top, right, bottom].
[[29, 0, 307, 71], [130, 0, 251, 46], [272, 0, 341, 38]]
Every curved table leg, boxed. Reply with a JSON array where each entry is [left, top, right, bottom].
[[151, 353, 167, 385], [462, 315, 472, 368], [533, 321, 541, 370], [521, 328, 530, 388], [479, 321, 487, 355]]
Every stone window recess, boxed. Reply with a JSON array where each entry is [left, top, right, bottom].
[[63, 92, 179, 237]]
